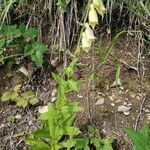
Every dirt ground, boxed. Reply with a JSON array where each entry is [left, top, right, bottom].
[[0, 36, 149, 150]]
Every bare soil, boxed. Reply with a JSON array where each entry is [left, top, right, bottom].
[[0, 36, 149, 150]]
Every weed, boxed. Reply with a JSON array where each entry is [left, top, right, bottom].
[[125, 124, 150, 150], [0, 24, 48, 67]]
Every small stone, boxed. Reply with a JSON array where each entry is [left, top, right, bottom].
[[51, 96, 56, 102], [111, 103, 115, 106], [123, 111, 130, 116], [144, 109, 150, 113], [127, 103, 133, 107], [123, 102, 127, 106], [95, 97, 105, 105], [15, 114, 22, 119], [38, 106, 48, 114], [147, 114, 150, 120], [28, 120, 33, 125], [116, 100, 121, 103], [108, 96, 114, 101], [19, 66, 29, 77], [120, 86, 124, 90], [51, 89, 57, 97], [118, 105, 131, 112], [77, 94, 83, 99]]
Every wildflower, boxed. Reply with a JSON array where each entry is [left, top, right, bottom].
[[93, 0, 106, 17], [89, 4, 98, 29]]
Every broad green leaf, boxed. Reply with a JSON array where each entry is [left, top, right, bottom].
[[31, 50, 43, 68], [75, 138, 89, 150], [24, 44, 35, 56], [32, 42, 48, 53], [59, 138, 76, 149], [91, 138, 101, 149], [33, 130, 50, 139], [3, 25, 21, 38], [1, 91, 12, 102], [67, 79, 79, 92], [52, 73, 67, 87], [125, 127, 150, 150], [62, 126, 80, 136], [101, 138, 113, 150], [26, 139, 50, 150], [23, 27, 38, 39], [62, 102, 83, 113], [40, 103, 60, 120]]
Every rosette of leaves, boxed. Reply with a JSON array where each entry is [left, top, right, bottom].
[[1, 84, 39, 108]]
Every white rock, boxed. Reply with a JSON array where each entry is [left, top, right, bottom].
[[95, 97, 105, 105], [38, 106, 48, 114], [123, 102, 127, 106], [117, 105, 131, 112], [123, 111, 130, 116]]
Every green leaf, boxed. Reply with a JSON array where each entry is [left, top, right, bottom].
[[62, 126, 80, 136], [11, 92, 19, 100], [24, 44, 35, 56], [125, 126, 150, 150], [40, 103, 60, 121], [52, 73, 67, 87], [3, 25, 21, 38], [33, 130, 50, 139], [0, 39, 5, 48], [101, 138, 113, 150], [59, 138, 77, 149], [67, 79, 79, 92], [23, 27, 38, 39], [29, 97, 39, 105], [16, 99, 28, 108], [75, 138, 89, 150], [1, 91, 12, 102], [31, 50, 43, 67], [26, 139, 50, 150], [22, 90, 35, 100]]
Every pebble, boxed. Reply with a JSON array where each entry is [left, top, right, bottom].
[[38, 106, 48, 114], [118, 105, 131, 112], [95, 97, 105, 105], [15, 114, 22, 119], [123, 102, 127, 106], [111, 103, 115, 107], [123, 111, 130, 116], [127, 103, 133, 107], [51, 96, 56, 102], [144, 109, 150, 113], [77, 94, 83, 99], [51, 89, 57, 97]]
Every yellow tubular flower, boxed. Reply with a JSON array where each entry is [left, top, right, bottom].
[[89, 4, 98, 29], [93, 0, 106, 17], [85, 23, 96, 42], [82, 31, 92, 52]]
